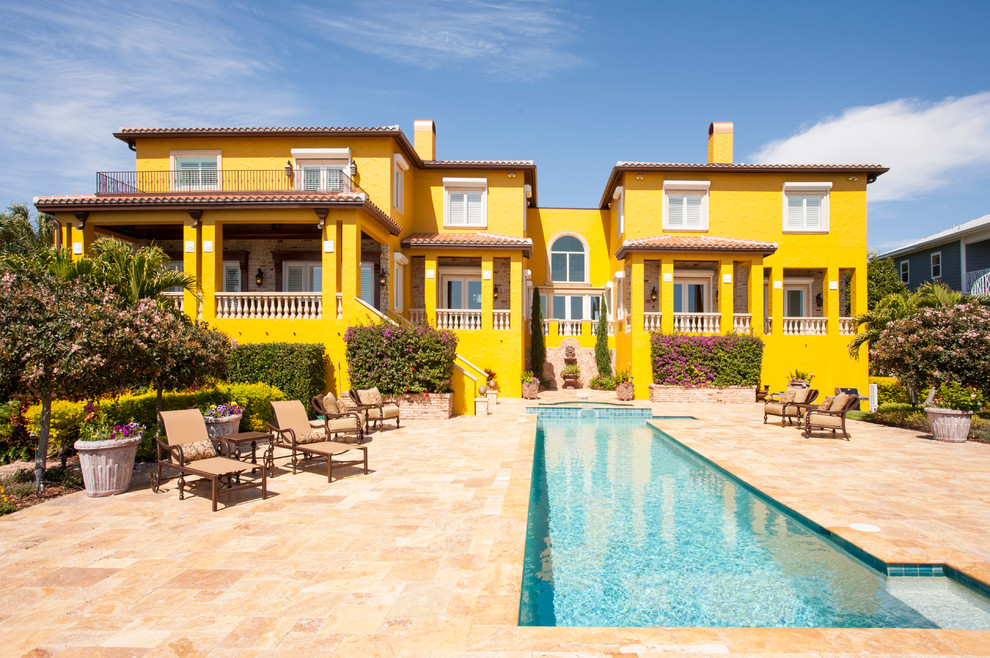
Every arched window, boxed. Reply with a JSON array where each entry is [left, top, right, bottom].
[[549, 235, 586, 282]]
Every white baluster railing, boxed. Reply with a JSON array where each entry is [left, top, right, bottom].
[[409, 308, 427, 325], [162, 291, 184, 313], [839, 317, 857, 335], [542, 319, 550, 335], [643, 312, 663, 332], [782, 317, 827, 335], [672, 312, 721, 334], [336, 293, 343, 319], [436, 309, 482, 330], [764, 317, 772, 334], [732, 313, 752, 334], [558, 320, 584, 336], [215, 293, 322, 319], [493, 310, 511, 330]]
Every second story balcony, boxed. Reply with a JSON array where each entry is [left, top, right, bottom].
[[95, 169, 367, 197]]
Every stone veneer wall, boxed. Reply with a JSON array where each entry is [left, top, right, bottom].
[[223, 239, 319, 292], [644, 260, 660, 313], [733, 262, 750, 313], [411, 256, 425, 308], [338, 392, 454, 419], [542, 337, 610, 390], [785, 268, 825, 317], [648, 384, 755, 404], [493, 258, 511, 311]]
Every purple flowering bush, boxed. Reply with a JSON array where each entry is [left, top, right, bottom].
[[650, 334, 763, 387], [201, 402, 245, 419], [344, 323, 458, 395], [78, 406, 144, 442]]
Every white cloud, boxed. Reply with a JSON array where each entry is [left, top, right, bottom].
[[303, 0, 583, 81], [751, 92, 990, 202]]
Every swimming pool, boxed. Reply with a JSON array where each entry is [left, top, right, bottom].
[[519, 416, 990, 628]]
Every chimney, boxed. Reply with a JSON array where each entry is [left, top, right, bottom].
[[413, 120, 436, 161], [707, 122, 733, 164]]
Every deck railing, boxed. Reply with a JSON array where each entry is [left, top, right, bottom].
[[732, 313, 752, 334], [493, 309, 511, 330], [436, 309, 482, 330], [162, 291, 184, 313], [782, 317, 827, 335], [839, 317, 857, 335], [215, 292, 322, 319], [409, 308, 427, 325], [673, 312, 720, 334], [96, 169, 367, 197]]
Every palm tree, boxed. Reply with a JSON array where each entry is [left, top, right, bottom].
[[0, 203, 56, 258], [88, 238, 200, 308]]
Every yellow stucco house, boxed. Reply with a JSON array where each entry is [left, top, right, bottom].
[[34, 120, 886, 412]]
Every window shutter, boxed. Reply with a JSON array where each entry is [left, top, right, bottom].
[[804, 195, 822, 229], [448, 191, 466, 225], [359, 263, 374, 304], [302, 168, 321, 191], [327, 168, 343, 192], [224, 265, 241, 292], [685, 194, 703, 228], [667, 195, 684, 227], [311, 266, 322, 293], [286, 265, 304, 292], [786, 195, 805, 229], [465, 191, 483, 226]]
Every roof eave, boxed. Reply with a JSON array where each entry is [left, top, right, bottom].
[[400, 240, 533, 258], [614, 244, 778, 259]]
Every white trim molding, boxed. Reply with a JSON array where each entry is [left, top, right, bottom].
[[663, 180, 710, 231], [443, 177, 488, 228], [782, 181, 831, 233]]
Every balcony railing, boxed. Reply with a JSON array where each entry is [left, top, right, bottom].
[[643, 312, 663, 332], [732, 313, 752, 334], [409, 309, 427, 325], [673, 312, 720, 334], [216, 292, 322, 319], [782, 317, 827, 335], [764, 317, 772, 334], [96, 169, 367, 196], [162, 291, 184, 313], [839, 317, 856, 335], [493, 310, 511, 330], [967, 267, 990, 295], [436, 309, 482, 330]]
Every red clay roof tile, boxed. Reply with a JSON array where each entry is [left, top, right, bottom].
[[615, 235, 777, 258]]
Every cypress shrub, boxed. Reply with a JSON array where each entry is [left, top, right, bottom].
[[650, 334, 764, 387], [343, 323, 457, 395], [228, 343, 327, 415], [595, 295, 611, 376], [530, 293, 546, 378]]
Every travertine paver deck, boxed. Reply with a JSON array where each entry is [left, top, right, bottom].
[[1, 394, 989, 656]]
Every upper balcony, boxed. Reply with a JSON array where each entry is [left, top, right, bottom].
[[95, 169, 368, 197]]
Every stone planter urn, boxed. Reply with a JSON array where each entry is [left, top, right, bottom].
[[522, 381, 540, 400], [74, 435, 142, 497], [924, 408, 973, 443], [204, 414, 242, 440], [616, 381, 635, 401]]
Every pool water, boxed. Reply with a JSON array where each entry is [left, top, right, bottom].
[[519, 418, 990, 628]]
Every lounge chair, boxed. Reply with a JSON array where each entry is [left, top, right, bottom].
[[152, 409, 267, 512], [755, 384, 770, 403], [269, 400, 368, 482], [348, 387, 400, 431], [802, 392, 860, 440], [764, 386, 818, 427], [311, 392, 365, 443]]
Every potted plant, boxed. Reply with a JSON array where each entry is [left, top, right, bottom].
[[202, 401, 244, 440], [590, 375, 616, 391], [924, 382, 985, 442], [562, 363, 581, 388], [788, 369, 814, 387], [74, 406, 144, 497], [521, 371, 540, 400], [615, 371, 634, 401], [485, 368, 499, 407]]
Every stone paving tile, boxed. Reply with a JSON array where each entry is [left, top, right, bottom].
[[2, 394, 990, 655]]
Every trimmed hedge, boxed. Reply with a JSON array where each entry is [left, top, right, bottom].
[[228, 343, 326, 415], [344, 323, 457, 395], [25, 382, 285, 462], [650, 334, 764, 387], [0, 401, 33, 464], [869, 376, 911, 406]]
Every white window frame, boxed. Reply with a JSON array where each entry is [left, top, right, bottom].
[[782, 182, 831, 233], [393, 153, 409, 213], [439, 269, 482, 309], [782, 277, 813, 317], [222, 261, 241, 292], [283, 261, 322, 293], [541, 293, 602, 321], [547, 232, 589, 284], [613, 186, 625, 238], [291, 147, 351, 193], [663, 180, 710, 231], [170, 150, 221, 191], [931, 251, 942, 279], [393, 252, 408, 312], [672, 272, 714, 313], [443, 177, 487, 228], [900, 260, 910, 284]]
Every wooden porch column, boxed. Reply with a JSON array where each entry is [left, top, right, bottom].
[[182, 220, 200, 320], [749, 257, 765, 336], [481, 255, 493, 331], [424, 254, 438, 326], [826, 263, 840, 337], [718, 257, 734, 335], [660, 256, 675, 334]]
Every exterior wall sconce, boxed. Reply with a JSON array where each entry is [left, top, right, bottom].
[[284, 160, 294, 178], [349, 162, 358, 177], [650, 286, 658, 301], [379, 272, 387, 286], [815, 292, 823, 308], [493, 285, 500, 300], [255, 269, 265, 287]]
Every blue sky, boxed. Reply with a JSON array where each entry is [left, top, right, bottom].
[[2, 0, 989, 251]]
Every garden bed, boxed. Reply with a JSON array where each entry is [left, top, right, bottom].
[[854, 404, 990, 444]]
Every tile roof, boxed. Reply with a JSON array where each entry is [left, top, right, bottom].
[[401, 232, 533, 257], [616, 161, 887, 171], [33, 192, 401, 236], [423, 159, 535, 167], [115, 126, 402, 135], [615, 235, 778, 258]]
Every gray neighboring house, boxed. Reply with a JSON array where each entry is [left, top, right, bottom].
[[877, 214, 990, 294]]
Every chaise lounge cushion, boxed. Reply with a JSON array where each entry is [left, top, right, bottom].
[[831, 393, 851, 411], [296, 429, 328, 445], [366, 403, 400, 421], [793, 388, 812, 404], [356, 388, 384, 407], [181, 439, 218, 462], [326, 415, 361, 432], [810, 414, 844, 429]]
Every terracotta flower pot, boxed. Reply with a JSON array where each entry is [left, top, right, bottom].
[[924, 408, 973, 443], [521, 381, 540, 400], [203, 414, 242, 440], [616, 381, 635, 401], [74, 435, 141, 497]]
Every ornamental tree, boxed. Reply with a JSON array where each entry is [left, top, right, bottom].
[[595, 295, 611, 377], [866, 255, 907, 311], [530, 293, 546, 379], [0, 271, 172, 492], [871, 302, 990, 398]]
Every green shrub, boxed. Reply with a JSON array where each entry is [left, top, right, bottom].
[[217, 382, 284, 432], [0, 400, 32, 464], [595, 295, 612, 377], [24, 400, 90, 456], [344, 323, 457, 395], [589, 375, 615, 390], [872, 403, 930, 433], [870, 376, 911, 405], [650, 334, 764, 386], [228, 343, 326, 415]]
